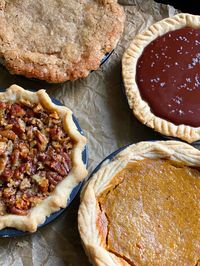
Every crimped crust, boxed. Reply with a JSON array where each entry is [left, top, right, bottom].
[[78, 140, 200, 265], [122, 13, 200, 143], [0, 85, 87, 232], [0, 0, 125, 83]]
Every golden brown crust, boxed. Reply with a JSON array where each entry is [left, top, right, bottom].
[[0, 0, 125, 83], [122, 13, 200, 143], [0, 85, 88, 232], [78, 140, 200, 265]]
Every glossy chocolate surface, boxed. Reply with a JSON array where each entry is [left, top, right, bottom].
[[136, 27, 200, 127]]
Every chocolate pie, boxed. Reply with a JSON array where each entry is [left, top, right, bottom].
[[0, 85, 87, 232], [123, 13, 200, 142], [0, 0, 125, 83], [78, 141, 200, 265]]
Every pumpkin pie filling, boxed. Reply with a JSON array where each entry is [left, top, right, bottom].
[[136, 27, 200, 127], [97, 159, 200, 265], [0, 100, 73, 216]]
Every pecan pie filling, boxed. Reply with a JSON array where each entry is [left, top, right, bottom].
[[97, 159, 200, 265], [136, 27, 200, 127], [0, 101, 73, 216]]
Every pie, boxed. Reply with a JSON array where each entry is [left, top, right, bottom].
[[123, 13, 200, 143], [0, 0, 125, 83], [78, 141, 200, 266], [0, 84, 87, 232]]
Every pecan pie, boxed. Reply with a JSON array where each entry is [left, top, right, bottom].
[[0, 0, 125, 83], [123, 13, 200, 143], [0, 85, 87, 232], [78, 141, 200, 266]]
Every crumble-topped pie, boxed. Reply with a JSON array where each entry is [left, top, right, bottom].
[[0, 85, 87, 232], [78, 141, 200, 266], [123, 13, 200, 143], [0, 0, 125, 83]]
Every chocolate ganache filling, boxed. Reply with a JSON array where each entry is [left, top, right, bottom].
[[136, 27, 200, 127]]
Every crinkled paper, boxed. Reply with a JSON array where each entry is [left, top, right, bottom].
[[0, 1, 177, 265]]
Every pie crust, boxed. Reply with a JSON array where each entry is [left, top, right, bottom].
[[0, 85, 87, 232], [0, 0, 125, 83], [78, 140, 200, 265], [122, 13, 200, 143]]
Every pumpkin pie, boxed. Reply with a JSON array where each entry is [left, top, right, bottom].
[[78, 141, 200, 265], [0, 85, 87, 232], [123, 13, 200, 143], [0, 0, 125, 83]]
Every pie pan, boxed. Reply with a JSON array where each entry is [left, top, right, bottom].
[[100, 51, 114, 66], [0, 0, 125, 83], [122, 13, 200, 143], [0, 90, 88, 237], [78, 140, 200, 265]]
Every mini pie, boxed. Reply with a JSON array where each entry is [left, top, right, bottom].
[[0, 85, 87, 232], [0, 0, 125, 83], [78, 141, 200, 266], [123, 13, 200, 143]]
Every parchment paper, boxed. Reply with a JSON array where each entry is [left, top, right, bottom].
[[0, 1, 178, 265]]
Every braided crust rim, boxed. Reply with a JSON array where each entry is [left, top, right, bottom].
[[0, 85, 88, 232], [78, 140, 200, 265], [122, 13, 200, 143]]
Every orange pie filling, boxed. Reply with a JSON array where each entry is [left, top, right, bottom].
[[0, 101, 73, 215], [97, 159, 200, 265]]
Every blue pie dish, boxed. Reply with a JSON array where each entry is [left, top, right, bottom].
[[0, 91, 88, 237], [100, 51, 113, 66], [89, 144, 129, 181]]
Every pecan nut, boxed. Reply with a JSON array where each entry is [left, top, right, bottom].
[[0, 130, 17, 140], [0, 100, 73, 216], [35, 130, 48, 151]]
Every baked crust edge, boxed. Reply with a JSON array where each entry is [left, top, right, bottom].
[[78, 140, 200, 265], [0, 84, 88, 232], [122, 13, 200, 143]]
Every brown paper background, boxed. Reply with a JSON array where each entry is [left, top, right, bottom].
[[0, 1, 178, 265]]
